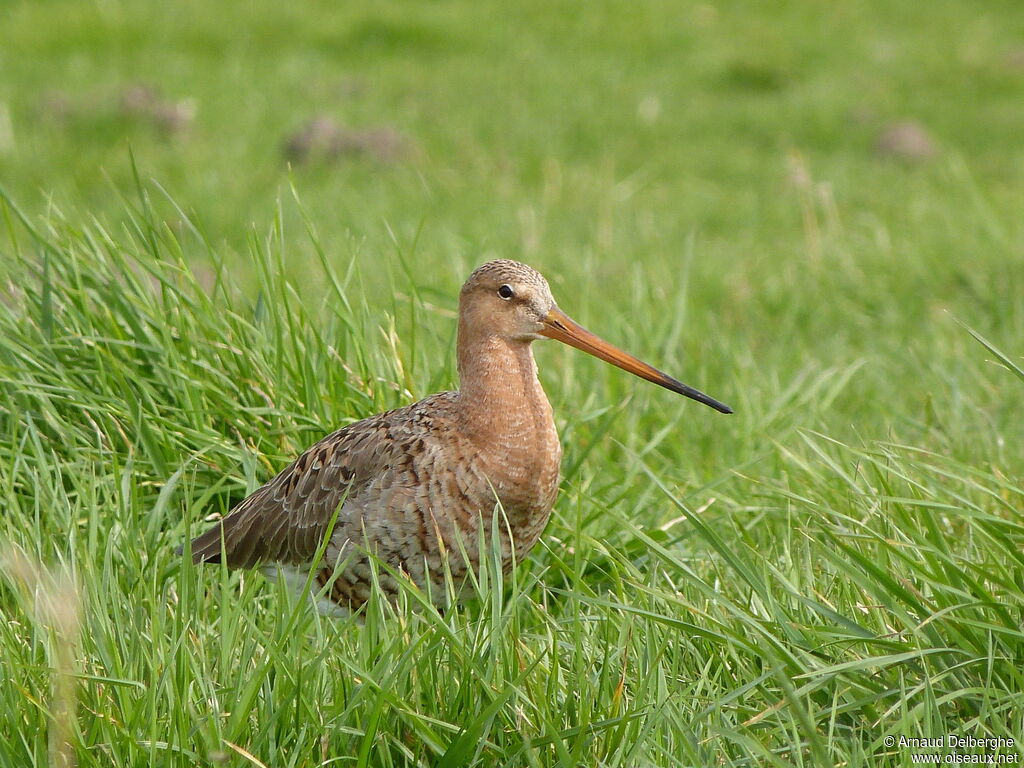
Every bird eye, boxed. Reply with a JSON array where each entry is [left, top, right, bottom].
[[497, 284, 515, 300]]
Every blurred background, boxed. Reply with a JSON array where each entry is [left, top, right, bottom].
[[1, 0, 1022, 441]]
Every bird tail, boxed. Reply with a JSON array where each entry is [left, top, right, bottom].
[[181, 522, 229, 564], [177, 477, 283, 568]]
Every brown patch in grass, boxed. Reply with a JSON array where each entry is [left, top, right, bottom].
[[36, 83, 195, 137], [1004, 48, 1024, 73], [117, 83, 196, 135], [874, 120, 937, 162], [37, 89, 77, 124], [283, 116, 410, 164]]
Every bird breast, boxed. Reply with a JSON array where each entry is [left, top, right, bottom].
[[454, 391, 562, 558]]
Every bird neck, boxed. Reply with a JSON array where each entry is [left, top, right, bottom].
[[454, 326, 562, 530], [455, 331, 552, 439]]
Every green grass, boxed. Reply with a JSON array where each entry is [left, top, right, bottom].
[[1, 0, 1023, 766]]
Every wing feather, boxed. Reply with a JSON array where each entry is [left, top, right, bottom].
[[185, 393, 456, 568]]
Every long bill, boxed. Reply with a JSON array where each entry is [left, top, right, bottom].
[[540, 307, 733, 414]]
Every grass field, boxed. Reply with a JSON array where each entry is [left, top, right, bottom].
[[1, 0, 1023, 766]]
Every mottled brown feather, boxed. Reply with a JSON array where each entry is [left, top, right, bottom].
[[188, 393, 461, 568]]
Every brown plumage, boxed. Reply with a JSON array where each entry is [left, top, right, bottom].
[[185, 260, 731, 613]]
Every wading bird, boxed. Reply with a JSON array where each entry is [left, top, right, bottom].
[[184, 260, 731, 613]]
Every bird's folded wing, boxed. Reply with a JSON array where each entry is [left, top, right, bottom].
[[187, 416, 390, 568]]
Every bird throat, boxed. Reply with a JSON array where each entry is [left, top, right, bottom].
[[457, 334, 551, 440], [455, 332, 561, 519]]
